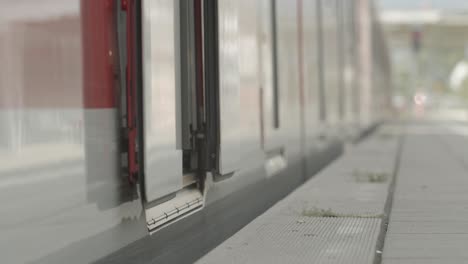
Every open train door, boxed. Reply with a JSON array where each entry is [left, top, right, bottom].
[[140, 0, 184, 203], [137, 0, 243, 198], [121, 0, 205, 232], [203, 0, 242, 180], [122, 0, 248, 231]]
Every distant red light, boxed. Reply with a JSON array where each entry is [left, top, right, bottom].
[[414, 93, 427, 106], [121, 0, 128, 11]]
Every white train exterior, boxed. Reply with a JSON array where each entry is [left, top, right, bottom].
[[0, 0, 391, 263]]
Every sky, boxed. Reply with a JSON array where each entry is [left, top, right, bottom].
[[378, 0, 468, 11]]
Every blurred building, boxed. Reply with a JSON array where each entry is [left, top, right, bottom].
[[381, 8, 468, 112]]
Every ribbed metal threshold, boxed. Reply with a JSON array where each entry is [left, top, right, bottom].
[[146, 188, 204, 233]]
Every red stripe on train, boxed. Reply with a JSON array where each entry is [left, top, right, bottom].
[[81, 0, 118, 109]]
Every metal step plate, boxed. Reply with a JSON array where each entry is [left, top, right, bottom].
[[146, 188, 204, 233]]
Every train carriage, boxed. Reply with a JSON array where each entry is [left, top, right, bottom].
[[0, 0, 391, 263]]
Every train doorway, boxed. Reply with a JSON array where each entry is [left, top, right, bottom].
[[119, 0, 206, 232]]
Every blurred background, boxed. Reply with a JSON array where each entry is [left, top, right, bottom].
[[379, 0, 468, 120]]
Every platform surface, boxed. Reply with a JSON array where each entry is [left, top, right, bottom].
[[198, 122, 468, 264], [382, 123, 468, 264], [198, 125, 401, 264]]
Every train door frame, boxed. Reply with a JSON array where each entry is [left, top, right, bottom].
[[202, 0, 222, 178], [117, 0, 247, 232]]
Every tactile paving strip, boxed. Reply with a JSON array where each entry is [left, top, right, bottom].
[[383, 125, 468, 263], [199, 217, 381, 264]]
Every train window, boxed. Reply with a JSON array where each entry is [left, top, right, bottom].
[[271, 0, 280, 129]]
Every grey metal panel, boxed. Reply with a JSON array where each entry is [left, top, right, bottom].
[[256, 0, 308, 167], [277, 0, 304, 161], [356, 0, 373, 126], [257, 0, 284, 152], [302, 0, 322, 148], [236, 0, 262, 158], [204, 0, 264, 181], [276, 0, 300, 128], [141, 0, 183, 202], [342, 0, 358, 125], [217, 0, 241, 175], [259, 0, 302, 156], [321, 0, 340, 126]]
